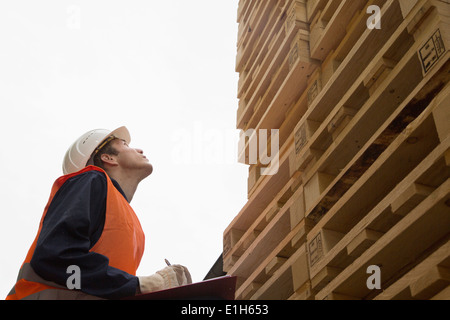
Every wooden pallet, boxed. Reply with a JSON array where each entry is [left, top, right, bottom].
[[225, 0, 450, 300]]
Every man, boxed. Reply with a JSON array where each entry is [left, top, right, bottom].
[[7, 126, 191, 300]]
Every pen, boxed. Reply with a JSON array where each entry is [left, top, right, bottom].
[[165, 259, 171, 266]]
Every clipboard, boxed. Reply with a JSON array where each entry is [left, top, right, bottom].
[[123, 276, 237, 300]]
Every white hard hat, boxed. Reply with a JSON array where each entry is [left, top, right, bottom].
[[62, 126, 131, 175]]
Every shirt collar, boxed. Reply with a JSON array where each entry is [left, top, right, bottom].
[[111, 178, 129, 202]]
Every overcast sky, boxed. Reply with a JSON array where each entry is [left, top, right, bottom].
[[0, 0, 248, 297]]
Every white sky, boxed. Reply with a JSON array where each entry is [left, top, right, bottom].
[[0, 0, 248, 297]]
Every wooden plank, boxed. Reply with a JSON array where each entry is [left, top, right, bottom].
[[306, 0, 328, 22], [285, 0, 309, 34], [237, 1, 305, 129], [316, 177, 450, 300], [432, 84, 450, 142], [233, 218, 308, 298], [236, 0, 278, 73], [225, 167, 300, 271], [308, 0, 405, 123], [399, 0, 421, 18], [254, 244, 307, 300], [304, 11, 450, 226], [307, 75, 450, 280], [310, 117, 450, 284], [289, 280, 316, 300], [310, 0, 368, 61], [410, 265, 450, 299], [431, 285, 450, 300], [374, 238, 450, 300], [238, 2, 287, 98]]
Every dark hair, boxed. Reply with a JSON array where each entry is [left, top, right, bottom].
[[92, 138, 119, 169]]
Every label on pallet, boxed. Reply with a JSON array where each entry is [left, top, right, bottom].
[[418, 29, 446, 74]]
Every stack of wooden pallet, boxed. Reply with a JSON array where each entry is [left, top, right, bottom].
[[224, 0, 450, 300]]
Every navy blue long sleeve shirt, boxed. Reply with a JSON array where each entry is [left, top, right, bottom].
[[30, 170, 139, 299]]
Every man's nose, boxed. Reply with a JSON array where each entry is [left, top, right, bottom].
[[136, 148, 144, 154]]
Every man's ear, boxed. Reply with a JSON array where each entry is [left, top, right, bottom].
[[100, 153, 118, 166]]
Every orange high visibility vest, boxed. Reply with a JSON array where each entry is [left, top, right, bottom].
[[6, 166, 145, 300]]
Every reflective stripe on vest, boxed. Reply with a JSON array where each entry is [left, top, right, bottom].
[[6, 166, 145, 300]]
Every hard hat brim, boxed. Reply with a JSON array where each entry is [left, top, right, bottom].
[[110, 126, 131, 144]]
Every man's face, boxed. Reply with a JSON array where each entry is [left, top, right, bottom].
[[111, 139, 153, 176]]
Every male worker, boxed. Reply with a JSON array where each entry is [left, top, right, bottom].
[[7, 126, 191, 300]]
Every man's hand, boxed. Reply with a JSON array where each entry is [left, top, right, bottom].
[[138, 265, 192, 294]]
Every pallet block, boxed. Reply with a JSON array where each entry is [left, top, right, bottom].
[[289, 189, 306, 229], [410, 265, 450, 299], [327, 106, 359, 141], [266, 256, 288, 276], [294, 118, 321, 160], [306, 67, 323, 107], [288, 29, 312, 71], [291, 247, 309, 291], [306, 0, 328, 22], [235, 230, 262, 257], [285, 0, 308, 34], [346, 229, 384, 258], [363, 57, 398, 95], [248, 164, 261, 195], [223, 229, 245, 259], [309, 10, 327, 57], [241, 282, 263, 300], [304, 171, 336, 213], [390, 183, 436, 216], [413, 5, 450, 76], [266, 202, 283, 224], [291, 216, 314, 249], [307, 228, 345, 270], [311, 266, 342, 291], [289, 280, 316, 300], [321, 50, 341, 87]]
